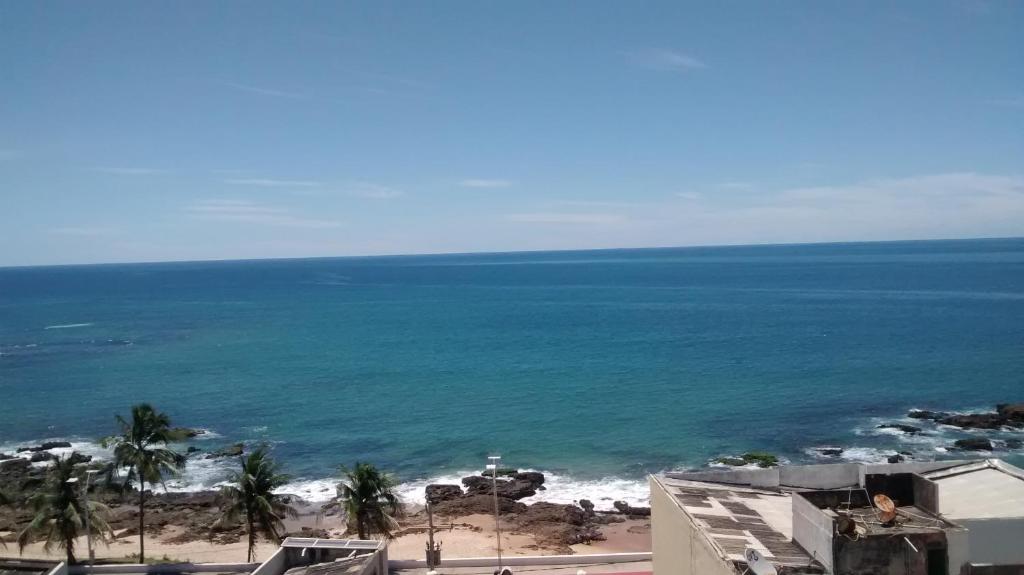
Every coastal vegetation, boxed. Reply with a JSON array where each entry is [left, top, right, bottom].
[[16, 454, 113, 564], [213, 445, 297, 562], [714, 452, 779, 468], [337, 462, 403, 540], [102, 403, 186, 563]]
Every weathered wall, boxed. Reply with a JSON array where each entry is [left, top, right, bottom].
[[833, 532, 947, 575], [957, 518, 1024, 566], [650, 477, 737, 575], [791, 493, 834, 572]]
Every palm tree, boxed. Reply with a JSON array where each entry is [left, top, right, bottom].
[[17, 454, 112, 564], [102, 403, 185, 563], [214, 446, 297, 562], [0, 489, 9, 549], [337, 462, 403, 540]]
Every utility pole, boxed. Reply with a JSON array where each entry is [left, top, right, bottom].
[[84, 469, 98, 566], [486, 455, 503, 575]]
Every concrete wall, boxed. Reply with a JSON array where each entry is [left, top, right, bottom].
[[387, 553, 651, 570], [650, 477, 736, 575], [250, 547, 288, 575], [833, 531, 948, 575], [791, 493, 834, 572], [666, 461, 972, 492], [69, 562, 258, 574], [957, 518, 1024, 566], [947, 526, 971, 575]]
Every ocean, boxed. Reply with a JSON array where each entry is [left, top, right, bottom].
[[1, 238, 1023, 507]]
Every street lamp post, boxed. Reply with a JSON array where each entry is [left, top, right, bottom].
[[84, 470, 99, 566], [486, 455, 503, 575]]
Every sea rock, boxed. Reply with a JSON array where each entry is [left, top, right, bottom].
[[481, 467, 517, 478], [0, 458, 30, 472], [171, 427, 206, 439], [425, 484, 463, 505], [432, 494, 527, 517], [953, 438, 994, 451], [29, 451, 56, 463], [713, 452, 779, 468], [16, 441, 72, 453], [613, 501, 651, 517], [578, 499, 595, 517], [939, 414, 1008, 430], [887, 454, 906, 464], [517, 502, 587, 526], [997, 404, 1024, 422], [908, 410, 949, 421], [206, 443, 244, 459], [67, 452, 93, 466], [0, 453, 14, 460], [461, 471, 544, 500], [187, 446, 201, 453], [878, 424, 924, 435], [1005, 439, 1023, 449], [816, 447, 844, 457]]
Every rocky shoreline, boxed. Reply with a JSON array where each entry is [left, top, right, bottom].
[[1, 442, 649, 556]]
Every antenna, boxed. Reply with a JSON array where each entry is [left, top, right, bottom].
[[873, 494, 897, 524], [744, 547, 778, 575]]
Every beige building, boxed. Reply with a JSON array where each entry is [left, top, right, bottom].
[[650, 459, 1024, 575]]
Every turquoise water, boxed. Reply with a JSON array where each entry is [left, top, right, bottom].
[[1, 239, 1023, 503]]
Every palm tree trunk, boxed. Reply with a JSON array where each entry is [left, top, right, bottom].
[[138, 480, 146, 563], [66, 542, 75, 565], [358, 513, 366, 540], [247, 517, 255, 562]]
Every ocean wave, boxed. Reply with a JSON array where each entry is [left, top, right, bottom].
[[43, 323, 93, 330]]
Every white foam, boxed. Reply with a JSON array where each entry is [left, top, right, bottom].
[[390, 468, 648, 511], [44, 323, 94, 330], [278, 477, 341, 502]]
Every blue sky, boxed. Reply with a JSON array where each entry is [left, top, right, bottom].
[[2, 1, 1022, 265]]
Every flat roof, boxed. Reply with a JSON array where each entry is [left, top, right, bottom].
[[924, 459, 1024, 520], [653, 475, 824, 574], [280, 537, 384, 550]]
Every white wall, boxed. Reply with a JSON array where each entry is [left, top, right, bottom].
[[650, 477, 735, 575], [791, 494, 833, 572], [957, 518, 1024, 566]]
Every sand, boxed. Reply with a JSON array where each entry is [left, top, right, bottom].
[[3, 513, 650, 564]]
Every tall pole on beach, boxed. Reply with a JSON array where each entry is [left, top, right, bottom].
[[84, 469, 98, 566], [487, 455, 503, 574]]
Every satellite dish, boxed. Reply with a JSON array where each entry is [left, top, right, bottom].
[[873, 494, 897, 524], [744, 547, 778, 575]]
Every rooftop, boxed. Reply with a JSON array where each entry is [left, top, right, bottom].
[[654, 475, 825, 574], [923, 459, 1024, 520]]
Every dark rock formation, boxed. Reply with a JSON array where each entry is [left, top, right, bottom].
[[578, 499, 595, 517], [29, 452, 56, 463], [816, 447, 844, 457], [67, 452, 93, 466], [613, 501, 651, 517], [425, 484, 463, 505], [481, 467, 517, 478], [432, 494, 527, 516], [908, 405, 1024, 430], [908, 410, 949, 420], [0, 453, 15, 460], [461, 471, 544, 500], [17, 441, 72, 453], [877, 424, 924, 435], [206, 443, 244, 458], [0, 458, 30, 472], [171, 427, 206, 439], [953, 438, 994, 451], [887, 454, 905, 464], [1005, 439, 1023, 449]]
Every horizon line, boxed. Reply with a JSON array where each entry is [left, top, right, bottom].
[[2, 231, 1024, 270]]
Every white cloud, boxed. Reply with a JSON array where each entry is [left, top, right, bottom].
[[675, 192, 702, 200], [630, 49, 707, 72], [459, 179, 512, 189], [186, 199, 340, 229], [506, 212, 626, 224], [93, 167, 168, 175], [220, 81, 309, 100], [345, 183, 404, 199], [225, 178, 323, 188]]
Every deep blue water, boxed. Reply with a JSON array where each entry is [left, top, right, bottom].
[[1, 239, 1023, 502]]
